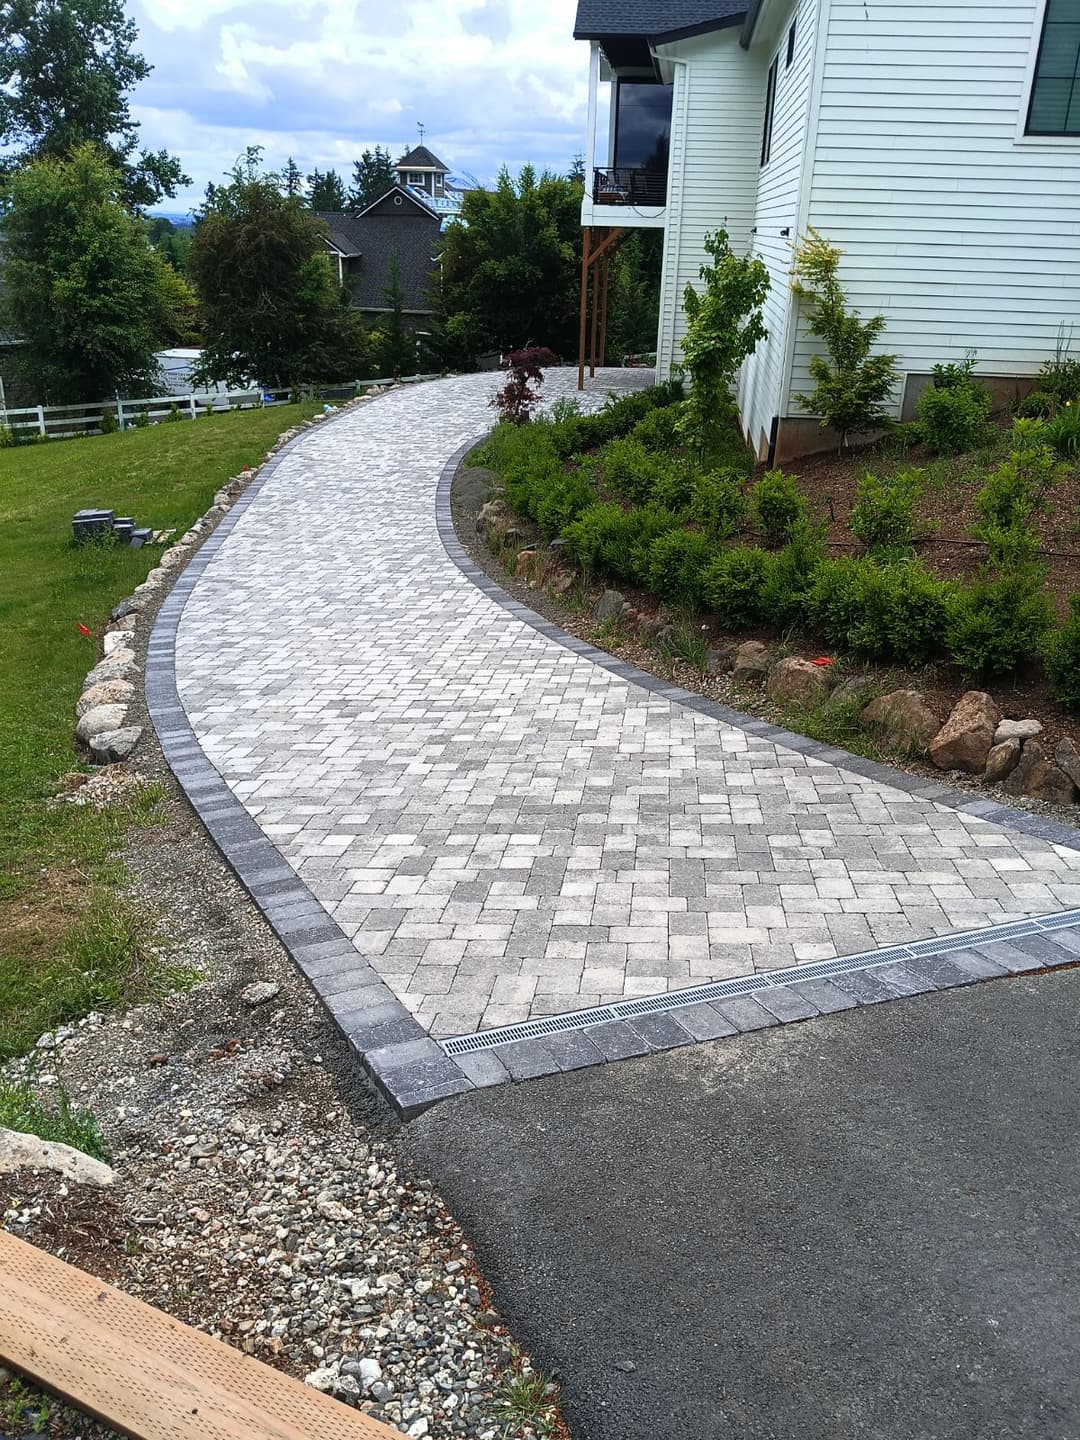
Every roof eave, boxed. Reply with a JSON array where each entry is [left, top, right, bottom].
[[651, 11, 746, 43], [739, 0, 764, 46]]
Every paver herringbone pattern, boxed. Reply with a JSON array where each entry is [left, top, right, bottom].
[[176, 372, 1080, 1036]]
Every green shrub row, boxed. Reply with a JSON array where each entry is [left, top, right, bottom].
[[479, 393, 1080, 707]]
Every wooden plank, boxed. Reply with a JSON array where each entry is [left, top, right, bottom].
[[0, 1230, 401, 1440]]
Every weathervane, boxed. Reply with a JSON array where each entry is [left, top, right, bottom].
[[417, 122, 425, 142]]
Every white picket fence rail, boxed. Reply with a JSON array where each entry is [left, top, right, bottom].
[[0, 373, 441, 441]]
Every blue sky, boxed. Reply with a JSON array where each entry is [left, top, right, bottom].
[[126, 0, 589, 212]]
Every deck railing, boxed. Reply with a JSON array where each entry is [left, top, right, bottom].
[[591, 167, 668, 207]]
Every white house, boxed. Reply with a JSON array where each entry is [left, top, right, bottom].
[[574, 0, 1080, 460]]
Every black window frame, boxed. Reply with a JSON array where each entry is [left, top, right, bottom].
[[1026, 0, 1080, 136], [761, 54, 779, 165], [786, 19, 797, 67]]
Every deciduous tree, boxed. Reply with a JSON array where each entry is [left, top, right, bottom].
[[437, 165, 582, 364], [0, 143, 195, 400], [0, 0, 188, 208], [189, 149, 366, 388]]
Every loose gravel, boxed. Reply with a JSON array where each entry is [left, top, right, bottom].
[[1, 402, 561, 1440]]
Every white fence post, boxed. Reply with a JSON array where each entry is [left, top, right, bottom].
[[36, 406, 45, 437], [189, 394, 197, 420], [116, 397, 124, 430]]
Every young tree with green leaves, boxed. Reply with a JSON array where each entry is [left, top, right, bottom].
[[305, 167, 348, 211], [678, 227, 769, 461], [349, 147, 395, 210], [0, 0, 188, 208], [0, 142, 195, 400], [437, 165, 582, 364], [189, 149, 367, 388], [792, 227, 899, 447]]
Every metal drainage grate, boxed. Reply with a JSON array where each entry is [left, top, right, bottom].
[[438, 906, 1080, 1059], [442, 1006, 618, 1057], [1036, 908, 1080, 931]]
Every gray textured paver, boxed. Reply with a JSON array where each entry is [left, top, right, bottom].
[[174, 371, 1080, 1038]]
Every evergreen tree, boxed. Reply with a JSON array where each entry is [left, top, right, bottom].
[[370, 252, 415, 378], [0, 0, 188, 208], [189, 149, 366, 388], [349, 146, 395, 210], [1, 142, 195, 400], [283, 156, 303, 196], [305, 167, 348, 211], [604, 232, 662, 363]]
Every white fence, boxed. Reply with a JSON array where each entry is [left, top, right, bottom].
[[0, 374, 441, 441]]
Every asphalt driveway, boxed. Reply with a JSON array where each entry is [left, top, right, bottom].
[[410, 969, 1080, 1440]]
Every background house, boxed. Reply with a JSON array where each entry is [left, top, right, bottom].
[[394, 145, 467, 220], [314, 185, 441, 327], [574, 0, 1080, 460]]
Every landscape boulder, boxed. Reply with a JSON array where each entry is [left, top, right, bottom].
[[1003, 742, 1077, 805], [928, 691, 1000, 773], [76, 678, 134, 719], [766, 657, 830, 709], [994, 718, 1043, 744], [75, 703, 127, 744], [1055, 736, 1080, 791], [82, 651, 136, 690], [705, 645, 733, 675], [984, 738, 1022, 784], [0, 1126, 114, 1187], [88, 726, 143, 764], [111, 595, 141, 622], [513, 549, 534, 578], [732, 640, 772, 682], [860, 689, 941, 751], [475, 497, 508, 535], [102, 629, 135, 657], [595, 589, 625, 623]]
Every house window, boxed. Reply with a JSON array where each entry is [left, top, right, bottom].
[[786, 18, 797, 67], [1027, 0, 1080, 134], [408, 172, 425, 185], [761, 55, 779, 165]]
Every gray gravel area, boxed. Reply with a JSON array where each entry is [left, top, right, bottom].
[[1, 413, 560, 1440]]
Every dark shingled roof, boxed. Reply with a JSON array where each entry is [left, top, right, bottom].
[[349, 189, 442, 315], [396, 145, 450, 173], [574, 0, 747, 40], [312, 212, 367, 257]]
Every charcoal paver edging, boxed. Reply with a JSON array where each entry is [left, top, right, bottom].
[[146, 373, 1080, 1116]]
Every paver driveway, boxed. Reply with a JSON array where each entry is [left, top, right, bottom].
[[175, 371, 1080, 1040]]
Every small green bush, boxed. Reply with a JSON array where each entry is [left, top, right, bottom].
[[632, 405, 681, 453], [759, 518, 827, 630], [1047, 402, 1080, 460], [563, 503, 680, 582], [600, 437, 666, 505], [701, 545, 768, 629], [651, 464, 699, 516], [132, 409, 150, 429], [947, 566, 1054, 678], [0, 424, 13, 448], [1045, 596, 1080, 711], [98, 409, 119, 434], [1018, 389, 1058, 419], [916, 378, 991, 454], [690, 468, 746, 541], [643, 528, 716, 608], [750, 469, 806, 547], [809, 555, 952, 664], [974, 420, 1063, 533], [164, 403, 184, 423], [547, 382, 684, 459], [849, 467, 924, 553], [1039, 351, 1080, 404]]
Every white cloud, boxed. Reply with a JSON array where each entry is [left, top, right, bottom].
[[127, 0, 590, 205]]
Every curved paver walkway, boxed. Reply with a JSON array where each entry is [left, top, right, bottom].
[[175, 372, 1080, 1042]]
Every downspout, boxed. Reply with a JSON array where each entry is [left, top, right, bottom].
[[655, 56, 689, 382]]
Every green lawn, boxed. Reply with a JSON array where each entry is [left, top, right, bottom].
[[0, 402, 320, 1059]]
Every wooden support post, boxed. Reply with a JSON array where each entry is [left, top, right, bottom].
[[599, 254, 612, 370], [588, 236, 602, 379], [577, 226, 591, 391]]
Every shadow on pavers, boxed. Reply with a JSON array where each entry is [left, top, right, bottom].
[[408, 971, 1080, 1440]]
